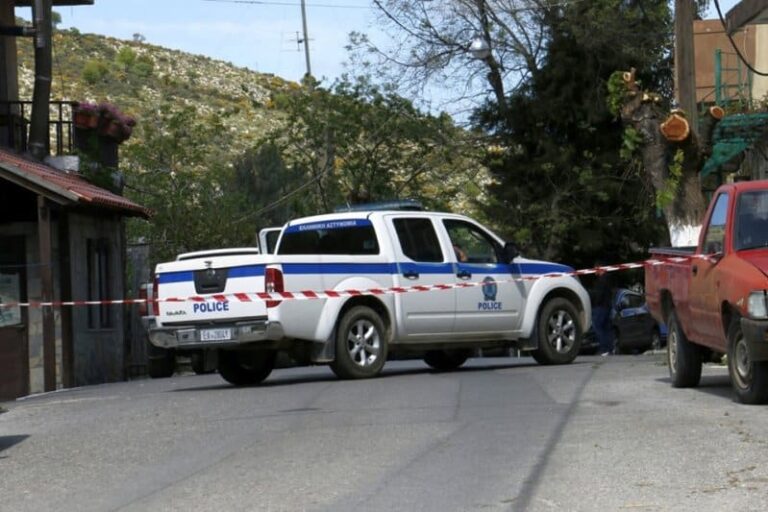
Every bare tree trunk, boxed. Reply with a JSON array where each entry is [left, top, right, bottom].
[[617, 70, 712, 246]]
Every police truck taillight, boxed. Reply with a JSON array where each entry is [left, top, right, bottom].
[[138, 283, 148, 317], [151, 274, 159, 316], [264, 267, 283, 308]]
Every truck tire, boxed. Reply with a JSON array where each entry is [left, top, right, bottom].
[[424, 350, 470, 371], [218, 349, 276, 386], [330, 306, 388, 379], [667, 311, 702, 388], [727, 318, 768, 404], [531, 298, 582, 365], [146, 340, 175, 379]]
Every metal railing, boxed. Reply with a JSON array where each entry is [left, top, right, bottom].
[[0, 100, 77, 155]]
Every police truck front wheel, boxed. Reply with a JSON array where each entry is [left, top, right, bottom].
[[531, 298, 582, 365], [330, 306, 388, 379], [218, 349, 276, 386]]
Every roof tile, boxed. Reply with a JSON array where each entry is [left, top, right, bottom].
[[0, 148, 150, 218]]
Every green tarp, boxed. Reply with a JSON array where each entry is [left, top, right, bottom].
[[700, 113, 768, 177]]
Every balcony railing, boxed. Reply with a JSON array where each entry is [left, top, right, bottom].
[[0, 101, 76, 155]]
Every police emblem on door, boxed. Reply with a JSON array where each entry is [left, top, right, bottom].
[[482, 277, 497, 301], [479, 277, 502, 311]]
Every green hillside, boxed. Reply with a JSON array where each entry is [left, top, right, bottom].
[[15, 27, 493, 262], [17, 28, 293, 159]]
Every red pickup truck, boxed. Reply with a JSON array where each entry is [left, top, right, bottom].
[[645, 180, 768, 404]]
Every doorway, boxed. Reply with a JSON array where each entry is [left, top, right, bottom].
[[0, 236, 28, 400]]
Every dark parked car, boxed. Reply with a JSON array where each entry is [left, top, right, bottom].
[[612, 288, 666, 354], [580, 288, 666, 355]]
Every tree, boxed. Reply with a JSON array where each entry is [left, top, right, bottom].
[[122, 101, 254, 265], [51, 10, 61, 30], [260, 75, 490, 218], [81, 58, 109, 84], [349, 0, 548, 112], [472, 1, 673, 266], [353, 0, 689, 266], [610, 69, 721, 246]]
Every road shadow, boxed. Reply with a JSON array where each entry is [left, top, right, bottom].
[[169, 359, 548, 393], [655, 373, 734, 401], [0, 435, 29, 456]]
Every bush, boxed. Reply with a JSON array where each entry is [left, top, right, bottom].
[[81, 58, 109, 84]]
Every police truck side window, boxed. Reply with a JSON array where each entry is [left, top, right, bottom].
[[443, 220, 499, 264], [393, 218, 444, 262]]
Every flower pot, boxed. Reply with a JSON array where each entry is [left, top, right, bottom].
[[74, 111, 98, 129]]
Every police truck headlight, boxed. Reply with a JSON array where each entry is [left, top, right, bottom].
[[747, 291, 768, 319]]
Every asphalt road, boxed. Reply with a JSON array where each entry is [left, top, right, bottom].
[[1, 354, 767, 512]]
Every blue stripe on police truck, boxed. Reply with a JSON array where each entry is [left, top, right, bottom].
[[157, 261, 573, 284], [157, 265, 265, 284], [281, 263, 399, 275], [512, 262, 573, 274], [228, 265, 266, 278], [157, 271, 194, 284]]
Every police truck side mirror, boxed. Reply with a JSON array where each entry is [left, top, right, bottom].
[[502, 242, 519, 263]]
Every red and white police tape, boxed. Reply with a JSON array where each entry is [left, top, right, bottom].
[[0, 255, 698, 309]]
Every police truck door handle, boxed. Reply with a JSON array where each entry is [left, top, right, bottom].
[[457, 270, 472, 280], [692, 265, 698, 276], [403, 271, 419, 280]]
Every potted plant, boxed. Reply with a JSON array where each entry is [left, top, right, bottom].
[[72, 101, 100, 129], [97, 103, 136, 143]]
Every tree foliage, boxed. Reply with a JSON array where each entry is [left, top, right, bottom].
[[471, 0, 673, 267], [123, 102, 254, 264], [253, 76, 491, 220]]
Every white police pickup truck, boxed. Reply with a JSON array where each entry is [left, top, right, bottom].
[[148, 210, 591, 385]]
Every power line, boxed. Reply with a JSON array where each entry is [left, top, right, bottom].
[[713, 0, 768, 77], [202, 0, 370, 9]]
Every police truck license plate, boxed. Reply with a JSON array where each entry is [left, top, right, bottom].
[[200, 328, 232, 341]]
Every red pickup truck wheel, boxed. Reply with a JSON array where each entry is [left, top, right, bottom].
[[667, 311, 702, 388], [531, 298, 581, 365], [727, 319, 768, 404]]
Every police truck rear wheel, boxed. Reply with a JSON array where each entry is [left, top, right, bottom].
[[667, 311, 702, 388], [531, 298, 581, 365], [727, 318, 768, 404], [146, 341, 175, 379], [424, 350, 471, 371], [218, 350, 276, 386], [330, 306, 388, 379]]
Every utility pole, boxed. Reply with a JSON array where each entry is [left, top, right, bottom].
[[300, 0, 312, 82], [674, 0, 698, 135], [29, 0, 52, 160]]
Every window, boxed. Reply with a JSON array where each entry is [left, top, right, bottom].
[[265, 230, 280, 254], [278, 219, 379, 255], [87, 238, 111, 329], [0, 272, 22, 327], [393, 218, 444, 262], [735, 191, 768, 250], [443, 219, 499, 264], [702, 193, 729, 254]]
